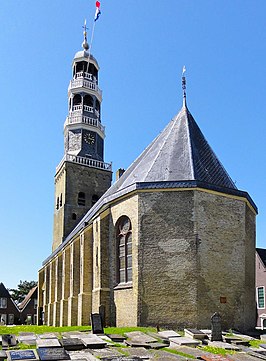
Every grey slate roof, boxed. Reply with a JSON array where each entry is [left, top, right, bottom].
[[104, 104, 236, 192], [257, 248, 266, 268], [43, 103, 257, 265]]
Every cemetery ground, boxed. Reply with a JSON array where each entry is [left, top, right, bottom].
[[1, 325, 266, 361]]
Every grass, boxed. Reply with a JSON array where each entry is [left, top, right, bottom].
[[163, 348, 195, 358], [0, 325, 91, 335], [198, 346, 235, 356], [249, 339, 264, 348]]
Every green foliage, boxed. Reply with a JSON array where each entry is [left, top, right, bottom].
[[249, 339, 264, 348], [163, 348, 195, 358], [198, 346, 235, 355], [9, 280, 37, 303], [0, 325, 91, 335]]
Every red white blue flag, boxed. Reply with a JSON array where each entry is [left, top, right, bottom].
[[94, 1, 101, 21]]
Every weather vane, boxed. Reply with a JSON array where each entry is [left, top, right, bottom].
[[182, 66, 187, 106], [82, 19, 89, 51]]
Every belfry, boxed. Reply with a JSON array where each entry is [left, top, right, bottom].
[[52, 24, 112, 252], [39, 24, 257, 331]]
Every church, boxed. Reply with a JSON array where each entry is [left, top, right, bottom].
[[38, 25, 258, 332]]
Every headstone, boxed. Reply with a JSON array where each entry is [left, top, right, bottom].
[[208, 341, 240, 351], [18, 335, 37, 346], [184, 328, 207, 340], [37, 347, 70, 361], [124, 331, 157, 344], [59, 338, 85, 351], [90, 348, 123, 358], [36, 338, 61, 348], [2, 334, 17, 348], [18, 333, 36, 337], [158, 331, 181, 339], [200, 355, 232, 361], [80, 334, 106, 349], [38, 333, 59, 340], [9, 350, 37, 360], [211, 312, 223, 341], [169, 336, 201, 347], [0, 350, 7, 361], [121, 347, 151, 359], [90, 313, 104, 334], [125, 340, 151, 348], [107, 334, 126, 343]]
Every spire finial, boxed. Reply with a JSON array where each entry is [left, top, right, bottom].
[[82, 19, 89, 51], [182, 66, 187, 107]]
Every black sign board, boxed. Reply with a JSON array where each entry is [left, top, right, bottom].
[[9, 350, 36, 360], [37, 347, 70, 361], [91, 313, 104, 334]]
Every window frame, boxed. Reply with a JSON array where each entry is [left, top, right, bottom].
[[116, 216, 132, 285], [0, 297, 7, 309], [257, 286, 265, 309]]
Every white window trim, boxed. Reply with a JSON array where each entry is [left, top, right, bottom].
[[257, 286, 265, 309]]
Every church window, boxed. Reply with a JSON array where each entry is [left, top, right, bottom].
[[60, 194, 62, 207], [72, 213, 77, 220], [84, 94, 93, 107], [257, 287, 265, 309], [78, 192, 86, 206], [116, 216, 132, 284], [92, 195, 99, 206]]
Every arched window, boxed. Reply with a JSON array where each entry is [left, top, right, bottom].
[[116, 216, 132, 284], [78, 192, 86, 206], [72, 213, 77, 220], [92, 194, 99, 206]]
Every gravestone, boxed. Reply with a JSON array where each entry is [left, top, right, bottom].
[[9, 350, 36, 360], [211, 312, 223, 341], [124, 331, 157, 344], [59, 338, 84, 351], [184, 328, 207, 340], [90, 313, 104, 334], [169, 336, 200, 347], [158, 330, 181, 339], [201, 355, 232, 361], [107, 334, 126, 343], [79, 334, 106, 349], [37, 347, 70, 361], [2, 334, 17, 348], [36, 338, 61, 348], [0, 350, 7, 361]]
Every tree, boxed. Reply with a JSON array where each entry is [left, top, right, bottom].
[[9, 280, 37, 303]]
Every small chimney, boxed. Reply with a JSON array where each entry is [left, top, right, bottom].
[[116, 168, 125, 180]]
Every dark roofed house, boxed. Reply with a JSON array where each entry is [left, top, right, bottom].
[[18, 286, 38, 325], [256, 248, 266, 329], [0, 282, 20, 325]]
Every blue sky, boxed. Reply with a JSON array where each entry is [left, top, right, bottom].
[[1, 0, 266, 289]]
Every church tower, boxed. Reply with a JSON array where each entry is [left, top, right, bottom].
[[52, 24, 112, 252]]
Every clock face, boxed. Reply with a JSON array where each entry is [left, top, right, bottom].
[[84, 132, 95, 145]]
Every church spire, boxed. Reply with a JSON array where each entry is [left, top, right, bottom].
[[182, 66, 187, 108]]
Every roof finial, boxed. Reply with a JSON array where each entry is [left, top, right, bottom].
[[82, 19, 89, 51], [182, 66, 187, 107]]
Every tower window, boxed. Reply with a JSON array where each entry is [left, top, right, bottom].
[[78, 192, 86, 206], [72, 213, 77, 220], [116, 216, 132, 284], [60, 194, 62, 207], [56, 197, 59, 210], [92, 195, 99, 206]]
